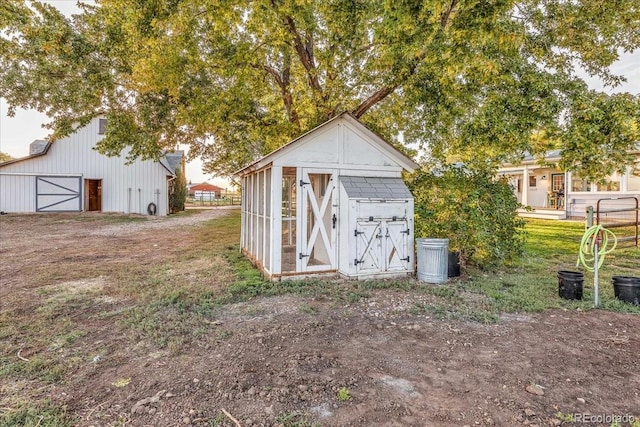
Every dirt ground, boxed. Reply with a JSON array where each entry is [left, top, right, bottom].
[[0, 210, 639, 427]]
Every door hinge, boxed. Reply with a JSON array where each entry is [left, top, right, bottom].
[[400, 228, 410, 235], [299, 179, 310, 187], [354, 258, 362, 265], [354, 229, 364, 237], [401, 256, 410, 262], [299, 253, 309, 260]]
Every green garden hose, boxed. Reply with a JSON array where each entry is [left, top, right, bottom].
[[577, 224, 617, 272]]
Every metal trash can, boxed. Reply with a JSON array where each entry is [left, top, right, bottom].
[[416, 238, 449, 284]]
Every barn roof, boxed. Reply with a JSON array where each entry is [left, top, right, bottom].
[[159, 151, 184, 176], [1, 141, 182, 177], [0, 140, 52, 167], [188, 182, 223, 191], [234, 112, 419, 177]]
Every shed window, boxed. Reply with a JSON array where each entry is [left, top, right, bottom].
[[98, 119, 107, 135], [528, 175, 537, 187]]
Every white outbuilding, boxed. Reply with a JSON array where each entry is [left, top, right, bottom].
[[235, 112, 419, 280], [0, 116, 182, 216]]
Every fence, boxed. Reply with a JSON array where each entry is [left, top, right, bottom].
[[586, 196, 639, 248], [187, 195, 241, 207]]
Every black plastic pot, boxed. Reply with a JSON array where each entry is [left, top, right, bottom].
[[557, 270, 584, 300], [448, 251, 461, 278], [612, 276, 640, 305]]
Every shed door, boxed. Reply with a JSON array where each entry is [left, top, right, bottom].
[[298, 169, 337, 272], [354, 201, 411, 274], [354, 219, 382, 274], [36, 176, 82, 212], [385, 220, 411, 271]]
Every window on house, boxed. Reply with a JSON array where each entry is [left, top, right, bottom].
[[571, 175, 591, 192], [596, 174, 621, 192], [628, 167, 640, 191], [98, 119, 107, 135], [528, 175, 537, 187]]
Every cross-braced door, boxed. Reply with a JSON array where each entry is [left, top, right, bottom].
[[385, 220, 411, 271], [354, 201, 412, 275], [354, 220, 382, 273], [298, 169, 337, 272]]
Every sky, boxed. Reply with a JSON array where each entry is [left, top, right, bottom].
[[1, 0, 639, 187]]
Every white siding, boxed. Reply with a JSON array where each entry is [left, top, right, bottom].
[[272, 121, 405, 174], [0, 117, 172, 215], [0, 175, 36, 212]]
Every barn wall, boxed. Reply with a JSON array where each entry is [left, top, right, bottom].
[[0, 175, 36, 212], [0, 118, 170, 215]]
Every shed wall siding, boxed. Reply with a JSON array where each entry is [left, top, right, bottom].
[[271, 122, 404, 172], [0, 118, 170, 215]]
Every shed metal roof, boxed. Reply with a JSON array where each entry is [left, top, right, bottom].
[[340, 176, 413, 200]]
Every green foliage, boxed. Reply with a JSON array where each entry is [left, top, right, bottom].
[[0, 151, 13, 162], [168, 165, 187, 213], [407, 165, 526, 269], [559, 91, 640, 183], [0, 400, 70, 427], [1, 1, 639, 177], [337, 387, 351, 402]]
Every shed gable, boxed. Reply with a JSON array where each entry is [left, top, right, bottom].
[[235, 113, 418, 176], [271, 119, 404, 169]]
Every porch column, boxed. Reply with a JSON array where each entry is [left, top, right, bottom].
[[522, 166, 529, 206]]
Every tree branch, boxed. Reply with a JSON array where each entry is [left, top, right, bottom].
[[440, 0, 459, 29], [260, 62, 300, 128], [352, 85, 397, 118], [270, 1, 323, 95]]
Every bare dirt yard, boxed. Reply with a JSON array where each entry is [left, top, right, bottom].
[[1, 209, 638, 427]]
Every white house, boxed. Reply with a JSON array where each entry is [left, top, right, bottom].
[[498, 150, 640, 219], [0, 117, 182, 216], [234, 112, 419, 281]]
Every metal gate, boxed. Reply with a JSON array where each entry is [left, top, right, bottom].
[[36, 176, 82, 212], [588, 197, 639, 247]]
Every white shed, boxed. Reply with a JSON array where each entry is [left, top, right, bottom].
[[235, 112, 419, 280], [0, 117, 182, 216]]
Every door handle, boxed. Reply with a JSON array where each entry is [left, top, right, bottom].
[[332, 213, 337, 229]]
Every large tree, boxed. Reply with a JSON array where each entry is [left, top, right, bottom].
[[1, 0, 639, 177]]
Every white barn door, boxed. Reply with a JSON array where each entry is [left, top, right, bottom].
[[354, 219, 382, 274], [36, 176, 82, 212], [385, 220, 411, 271], [354, 201, 411, 275], [298, 169, 337, 272]]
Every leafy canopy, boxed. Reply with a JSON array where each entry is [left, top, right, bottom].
[[1, 0, 639, 177]]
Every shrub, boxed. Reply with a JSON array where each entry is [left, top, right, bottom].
[[407, 165, 525, 269], [169, 166, 187, 213]]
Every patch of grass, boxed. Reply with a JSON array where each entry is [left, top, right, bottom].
[[462, 218, 640, 315], [275, 411, 319, 427], [337, 387, 351, 402], [0, 400, 71, 427], [0, 354, 67, 384]]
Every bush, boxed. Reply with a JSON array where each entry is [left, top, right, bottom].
[[169, 166, 187, 213], [407, 165, 525, 269]]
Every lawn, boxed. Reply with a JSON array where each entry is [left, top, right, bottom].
[[0, 211, 638, 426], [461, 218, 640, 315]]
